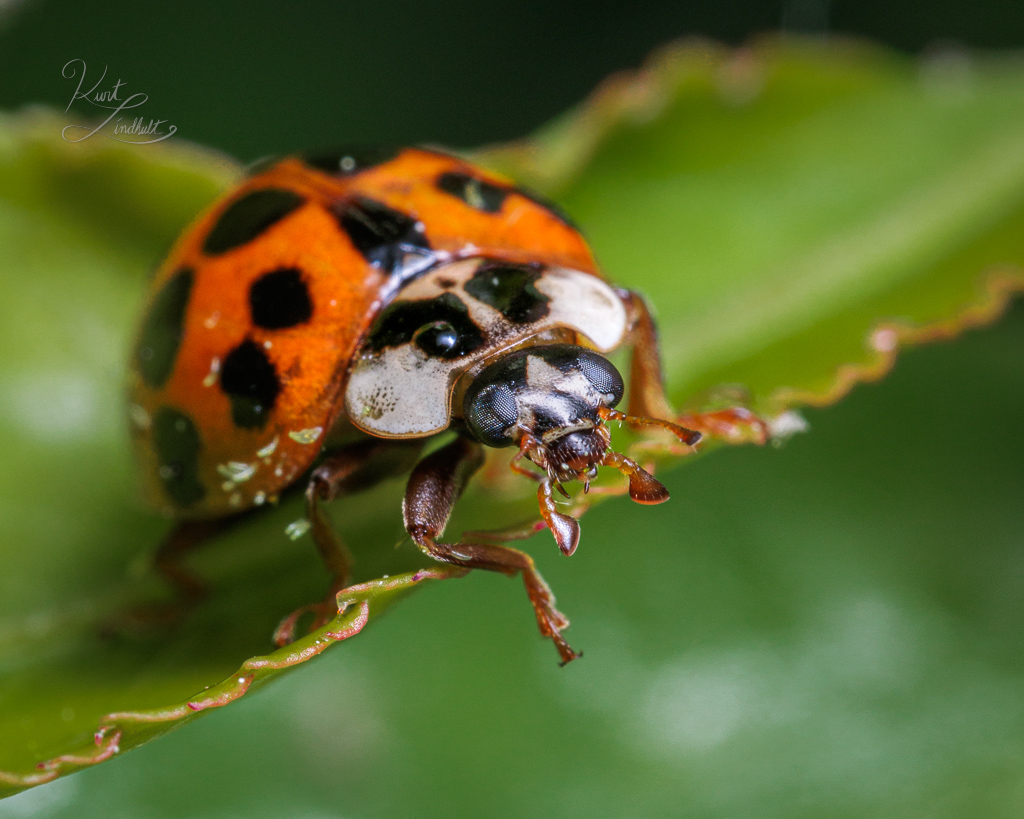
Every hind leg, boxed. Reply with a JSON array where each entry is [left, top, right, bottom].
[[103, 517, 237, 637]]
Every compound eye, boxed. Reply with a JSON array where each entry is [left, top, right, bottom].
[[413, 321, 460, 356], [576, 351, 625, 406], [464, 381, 519, 447]]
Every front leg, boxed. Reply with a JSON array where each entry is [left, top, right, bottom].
[[403, 436, 580, 665], [618, 288, 770, 445]]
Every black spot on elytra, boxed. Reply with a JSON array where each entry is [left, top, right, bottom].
[[136, 267, 193, 389], [249, 268, 312, 329], [220, 340, 280, 428], [333, 196, 431, 274], [152, 407, 205, 507], [436, 172, 509, 214], [464, 262, 551, 324], [203, 188, 305, 255], [303, 146, 401, 176], [366, 293, 484, 360]]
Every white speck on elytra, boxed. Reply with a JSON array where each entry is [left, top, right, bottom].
[[202, 357, 221, 388], [217, 461, 256, 483], [128, 403, 150, 429], [256, 436, 279, 459], [288, 426, 323, 445]]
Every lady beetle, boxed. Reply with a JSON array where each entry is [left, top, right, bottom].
[[128, 146, 765, 663]]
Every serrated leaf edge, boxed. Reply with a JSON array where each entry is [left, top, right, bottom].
[[0, 567, 464, 797], [775, 269, 1024, 409]]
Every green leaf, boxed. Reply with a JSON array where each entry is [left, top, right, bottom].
[[2, 39, 1023, 794], [476, 39, 1024, 408]]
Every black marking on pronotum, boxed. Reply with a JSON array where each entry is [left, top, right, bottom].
[[436, 172, 509, 214], [303, 146, 401, 176], [365, 293, 484, 360], [152, 407, 205, 507], [464, 262, 550, 324], [136, 267, 194, 389], [220, 340, 281, 428], [333, 196, 432, 275], [249, 268, 313, 329], [203, 189, 305, 255]]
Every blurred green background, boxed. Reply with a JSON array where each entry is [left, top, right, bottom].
[[1, 1, 1023, 817], [3, 0, 1024, 159]]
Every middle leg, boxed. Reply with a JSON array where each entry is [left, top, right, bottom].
[[274, 437, 424, 645]]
